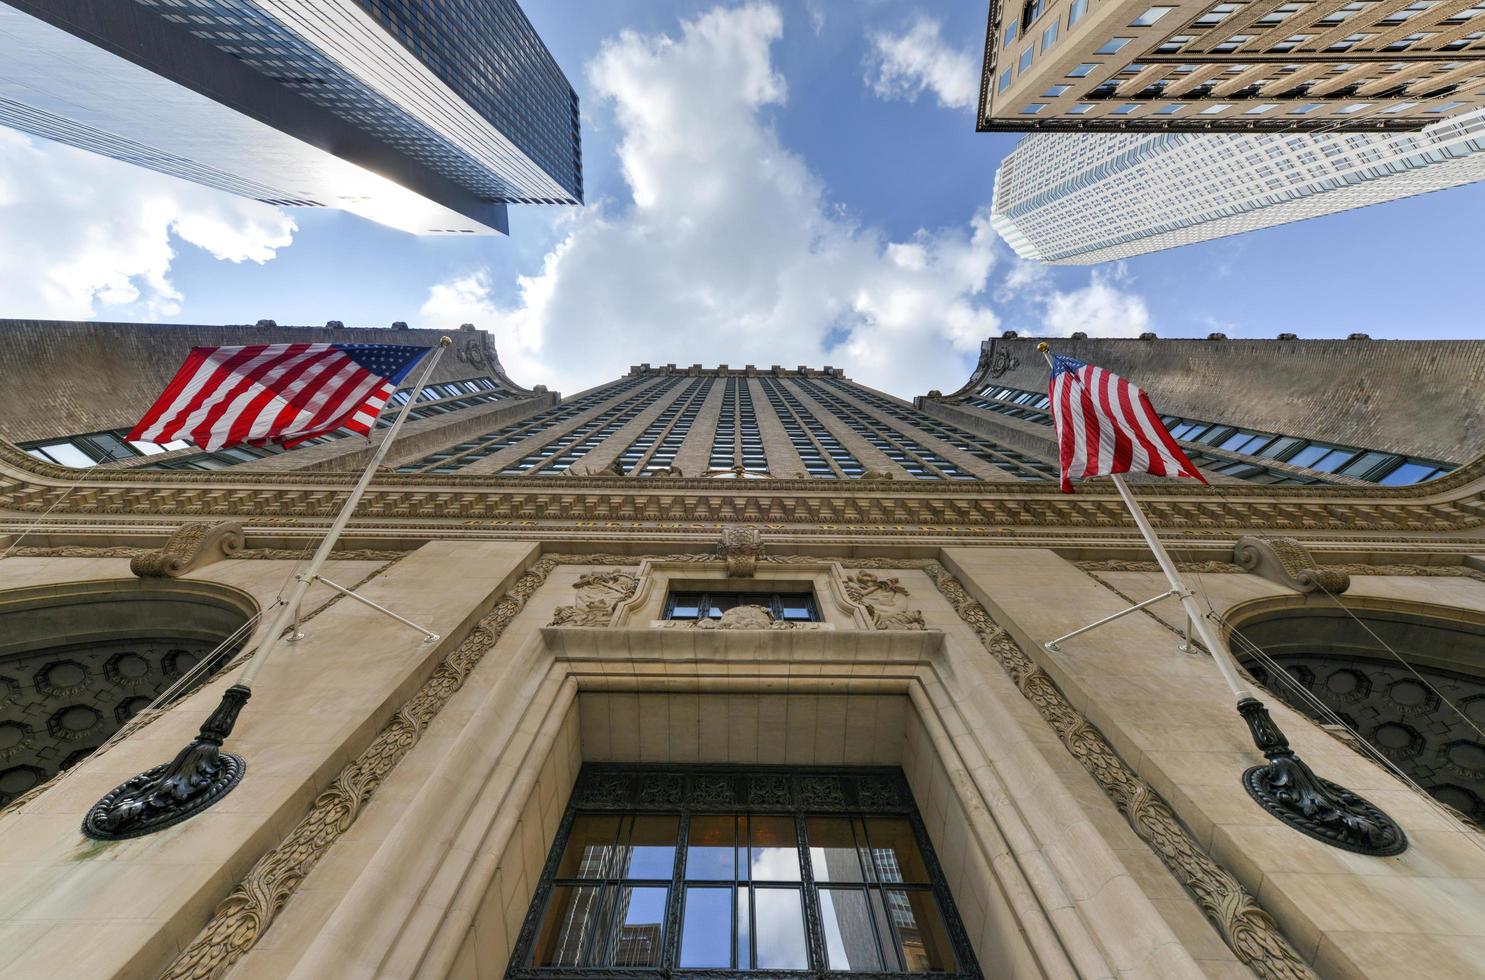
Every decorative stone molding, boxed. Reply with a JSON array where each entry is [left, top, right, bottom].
[[6, 437, 1482, 542], [1078, 557, 1485, 584], [548, 571, 638, 627], [918, 561, 1314, 979], [844, 572, 927, 630], [161, 557, 556, 980], [155, 551, 1313, 980], [717, 525, 764, 576], [1234, 536, 1351, 594], [130, 522, 245, 578]]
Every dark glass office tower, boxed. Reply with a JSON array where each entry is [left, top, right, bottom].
[[0, 0, 582, 234], [128, 0, 582, 205]]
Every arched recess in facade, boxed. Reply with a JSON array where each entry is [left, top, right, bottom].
[[0, 578, 256, 805], [1225, 595, 1485, 826]]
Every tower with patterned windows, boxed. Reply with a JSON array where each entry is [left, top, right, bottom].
[[0, 318, 1482, 979], [978, 0, 1485, 132]]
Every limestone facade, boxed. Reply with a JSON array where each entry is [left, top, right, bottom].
[[0, 327, 1482, 979]]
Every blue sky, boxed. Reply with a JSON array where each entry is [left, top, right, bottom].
[[2, 0, 1481, 399]]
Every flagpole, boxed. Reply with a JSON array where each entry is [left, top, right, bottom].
[[82, 338, 451, 841], [1107, 473, 1251, 701], [1035, 342, 1406, 856]]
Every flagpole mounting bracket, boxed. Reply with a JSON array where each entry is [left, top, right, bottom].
[[1044, 589, 1182, 653], [81, 685, 250, 841], [1237, 697, 1407, 856]]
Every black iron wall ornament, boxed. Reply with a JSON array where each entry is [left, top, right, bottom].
[[81, 684, 250, 840], [1237, 698, 1408, 856], [507, 765, 984, 980]]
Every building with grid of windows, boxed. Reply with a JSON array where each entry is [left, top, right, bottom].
[[2, 320, 1485, 979], [0, 0, 580, 235], [978, 0, 1485, 131], [923, 333, 1481, 488], [992, 107, 1485, 261]]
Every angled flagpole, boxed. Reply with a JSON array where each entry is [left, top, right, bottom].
[[1034, 341, 1406, 856], [82, 337, 451, 840]]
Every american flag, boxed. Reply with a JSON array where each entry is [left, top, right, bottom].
[[129, 343, 431, 452], [1047, 353, 1207, 494]]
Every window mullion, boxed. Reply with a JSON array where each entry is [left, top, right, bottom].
[[662, 803, 689, 971], [796, 810, 826, 974]]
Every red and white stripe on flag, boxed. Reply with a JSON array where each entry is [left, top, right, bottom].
[[1047, 354, 1207, 494], [128, 343, 430, 452]]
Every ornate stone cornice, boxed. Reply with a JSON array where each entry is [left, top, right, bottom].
[[3, 440, 1483, 540]]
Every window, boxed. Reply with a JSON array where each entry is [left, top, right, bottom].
[[999, 68, 1013, 91], [1069, 0, 1089, 26], [1096, 36, 1133, 54], [665, 590, 820, 623], [1132, 6, 1174, 25], [1068, 62, 1098, 76], [514, 767, 977, 977], [1195, 2, 1240, 25], [1042, 19, 1060, 51], [1019, 46, 1035, 73], [1043, 84, 1071, 97]]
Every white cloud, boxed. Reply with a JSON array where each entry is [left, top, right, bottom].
[[994, 255, 1052, 303], [421, 3, 999, 397], [1042, 269, 1152, 337], [0, 128, 295, 319], [865, 17, 977, 111]]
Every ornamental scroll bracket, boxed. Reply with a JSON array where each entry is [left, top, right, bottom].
[[130, 521, 244, 579], [1234, 536, 1351, 594]]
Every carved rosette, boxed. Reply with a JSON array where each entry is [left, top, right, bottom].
[[844, 572, 927, 630], [718, 525, 764, 576], [130, 522, 244, 578], [1234, 536, 1351, 594]]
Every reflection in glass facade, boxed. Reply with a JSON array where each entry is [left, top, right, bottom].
[[514, 767, 979, 978], [129, 0, 582, 205]]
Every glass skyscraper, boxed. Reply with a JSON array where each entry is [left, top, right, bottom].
[[0, 0, 582, 235], [990, 108, 1485, 263]]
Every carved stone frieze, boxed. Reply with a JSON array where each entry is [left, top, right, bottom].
[[1077, 557, 1485, 584], [548, 571, 638, 627], [717, 525, 764, 576], [2, 435, 1483, 540], [1234, 536, 1351, 594], [130, 522, 244, 578], [844, 572, 927, 630]]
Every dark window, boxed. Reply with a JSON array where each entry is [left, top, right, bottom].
[[511, 767, 980, 978], [665, 591, 820, 623]]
